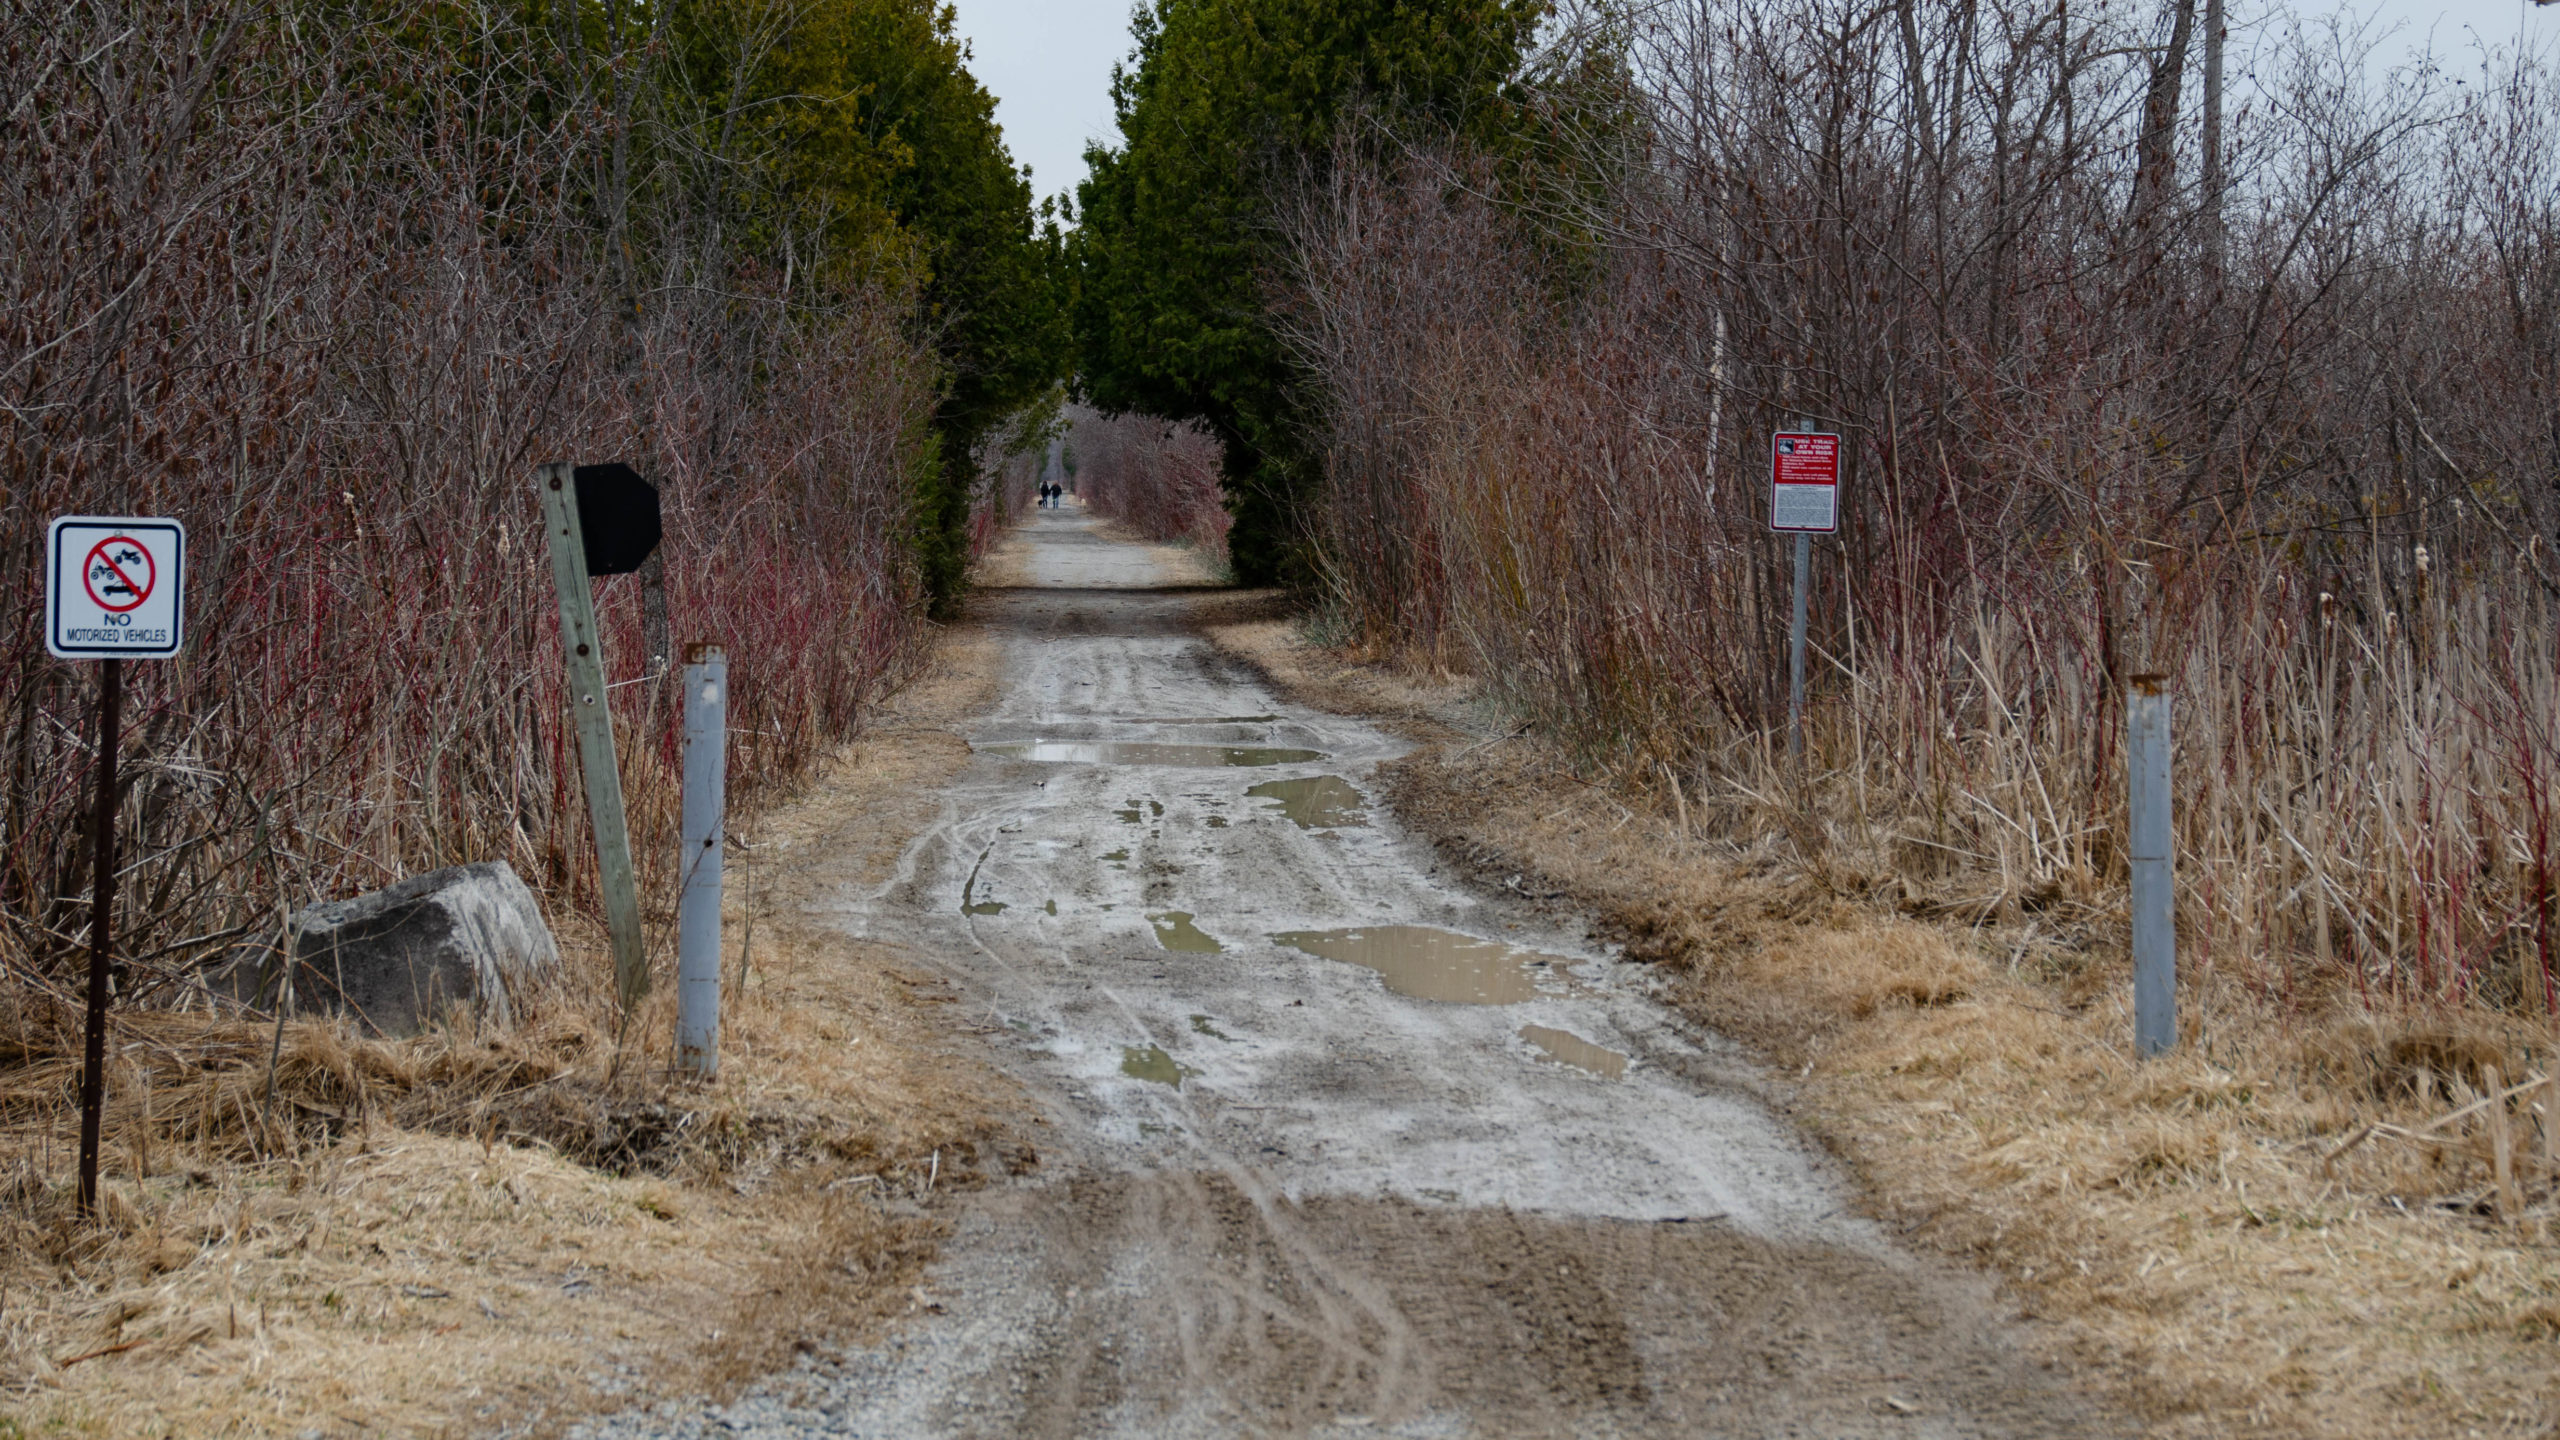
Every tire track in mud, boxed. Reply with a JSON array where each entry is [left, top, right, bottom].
[[576, 510, 2115, 1439]]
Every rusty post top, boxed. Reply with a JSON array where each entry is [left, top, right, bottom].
[[684, 642, 725, 663]]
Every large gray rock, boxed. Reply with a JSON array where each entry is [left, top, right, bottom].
[[280, 862, 560, 1035]]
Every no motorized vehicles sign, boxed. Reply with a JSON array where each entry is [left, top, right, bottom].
[[46, 517, 186, 659]]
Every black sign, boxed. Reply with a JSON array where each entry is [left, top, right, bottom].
[[572, 464, 663, 576]]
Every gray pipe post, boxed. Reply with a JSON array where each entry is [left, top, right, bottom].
[[1789, 531, 1811, 758], [677, 644, 727, 1077], [2127, 674, 2176, 1057]]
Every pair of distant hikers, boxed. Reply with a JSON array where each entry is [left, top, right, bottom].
[[1037, 481, 1066, 509]]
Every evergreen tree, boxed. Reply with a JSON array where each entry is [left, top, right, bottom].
[[650, 0, 1071, 609], [1071, 0, 1542, 584]]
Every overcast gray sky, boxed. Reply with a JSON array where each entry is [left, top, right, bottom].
[[946, 0, 1135, 208], [942, 0, 2556, 212]]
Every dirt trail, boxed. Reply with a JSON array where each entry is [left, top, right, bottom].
[[578, 510, 2108, 1439]]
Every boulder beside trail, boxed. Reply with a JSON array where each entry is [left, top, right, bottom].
[[278, 862, 560, 1036]]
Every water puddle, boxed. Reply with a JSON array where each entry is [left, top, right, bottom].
[[1149, 911, 1223, 952], [962, 854, 1005, 915], [1120, 1044, 1194, 1086], [1246, 774, 1368, 829], [982, 741, 1324, 767], [1520, 1024, 1628, 1079], [1272, 925, 1569, 1005]]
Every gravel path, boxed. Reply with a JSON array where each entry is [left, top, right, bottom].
[[575, 511, 2112, 1439]]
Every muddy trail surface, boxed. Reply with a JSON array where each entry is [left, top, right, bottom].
[[580, 511, 2110, 1439]]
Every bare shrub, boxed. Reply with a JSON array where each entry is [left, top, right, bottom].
[[971, 399, 1069, 553], [0, 3, 938, 1014], [1278, 4, 2560, 1011], [1068, 406, 1233, 566]]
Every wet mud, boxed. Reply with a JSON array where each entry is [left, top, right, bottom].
[[980, 739, 1326, 768]]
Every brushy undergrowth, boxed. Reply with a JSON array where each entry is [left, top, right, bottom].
[[2, 8, 936, 1011], [1280, 7, 2560, 1023], [1068, 407, 1235, 570]]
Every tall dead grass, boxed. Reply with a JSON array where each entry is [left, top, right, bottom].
[[1277, 7, 2560, 1020], [1377, 731, 2560, 1436], [0, 687, 1025, 1428]]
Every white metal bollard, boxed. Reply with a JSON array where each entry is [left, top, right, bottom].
[[677, 644, 727, 1077], [2127, 674, 2175, 1057]]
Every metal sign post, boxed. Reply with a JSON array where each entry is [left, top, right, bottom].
[[45, 515, 188, 1218], [2127, 675, 2177, 1056], [536, 464, 651, 1013], [1770, 431, 1840, 758], [676, 645, 727, 1077]]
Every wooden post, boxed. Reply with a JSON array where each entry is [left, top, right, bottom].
[[537, 463, 648, 1012], [76, 658, 121, 1218], [675, 644, 726, 1077]]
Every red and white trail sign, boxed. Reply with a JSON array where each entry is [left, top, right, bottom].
[[1770, 432, 1841, 533], [46, 516, 186, 659]]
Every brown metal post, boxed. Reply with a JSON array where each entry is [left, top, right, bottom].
[[77, 656, 121, 1218]]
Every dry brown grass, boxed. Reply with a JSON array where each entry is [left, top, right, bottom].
[[1201, 611, 1479, 737], [1216, 617, 2560, 1440], [0, 624, 1021, 1436]]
